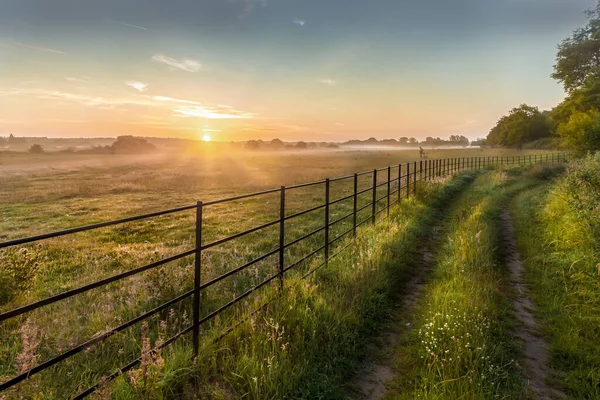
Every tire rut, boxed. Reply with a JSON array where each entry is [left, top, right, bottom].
[[500, 210, 565, 399], [350, 225, 442, 400]]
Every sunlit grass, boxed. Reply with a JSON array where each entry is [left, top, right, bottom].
[[511, 154, 600, 398]]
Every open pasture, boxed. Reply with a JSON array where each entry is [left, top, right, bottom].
[[0, 147, 552, 397]]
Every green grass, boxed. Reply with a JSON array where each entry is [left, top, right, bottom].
[[385, 171, 523, 399], [510, 154, 600, 399], [382, 164, 569, 399], [103, 171, 476, 399], [0, 149, 561, 398]]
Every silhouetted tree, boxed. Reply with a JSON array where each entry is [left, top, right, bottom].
[[111, 136, 157, 153], [295, 141, 308, 149], [270, 138, 284, 149], [28, 144, 44, 154], [245, 140, 262, 150]]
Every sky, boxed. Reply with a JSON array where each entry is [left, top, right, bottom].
[[0, 0, 596, 142]]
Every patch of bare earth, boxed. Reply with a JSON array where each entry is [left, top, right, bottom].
[[500, 210, 565, 399], [350, 226, 441, 400]]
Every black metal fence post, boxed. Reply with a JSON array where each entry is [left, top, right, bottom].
[[387, 166, 391, 217], [413, 161, 417, 195], [420, 160, 423, 181], [398, 164, 402, 202], [406, 163, 411, 198], [193, 201, 203, 358], [325, 179, 330, 264], [372, 170, 377, 224], [353, 173, 358, 237], [279, 186, 285, 291]]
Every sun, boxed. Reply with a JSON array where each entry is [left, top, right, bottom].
[[202, 134, 211, 142]]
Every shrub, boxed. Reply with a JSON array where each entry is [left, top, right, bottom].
[[557, 110, 600, 155], [0, 247, 41, 305], [554, 152, 600, 244], [28, 144, 44, 154]]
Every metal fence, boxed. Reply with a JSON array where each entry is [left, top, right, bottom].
[[0, 152, 566, 397]]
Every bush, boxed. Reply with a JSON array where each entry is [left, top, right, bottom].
[[28, 144, 44, 154], [554, 152, 600, 244], [112, 136, 157, 154], [0, 247, 41, 305], [557, 110, 600, 155]]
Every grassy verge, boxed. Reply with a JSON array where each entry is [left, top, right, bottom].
[[385, 166, 567, 399], [78, 172, 475, 399], [510, 154, 600, 399]]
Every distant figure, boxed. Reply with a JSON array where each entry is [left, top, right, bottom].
[[419, 146, 425, 159], [516, 145, 523, 151]]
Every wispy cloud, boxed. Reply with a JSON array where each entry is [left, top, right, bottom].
[[64, 76, 90, 83], [11, 41, 66, 55], [320, 78, 337, 85], [115, 20, 147, 31], [152, 54, 201, 72], [335, 122, 345, 126], [125, 80, 148, 92], [153, 95, 255, 119], [8, 88, 153, 108], [293, 17, 306, 26]]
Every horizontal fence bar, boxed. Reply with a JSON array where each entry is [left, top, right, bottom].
[[203, 188, 281, 206], [329, 227, 354, 246], [283, 244, 326, 273], [199, 248, 280, 291], [0, 249, 196, 323], [284, 226, 326, 249], [329, 211, 355, 227], [0, 288, 195, 390], [284, 203, 326, 220], [73, 323, 194, 399], [286, 179, 327, 190], [356, 201, 374, 214], [0, 205, 197, 249], [329, 174, 354, 182], [356, 186, 374, 196], [329, 192, 355, 206], [196, 272, 280, 327], [201, 219, 280, 251]]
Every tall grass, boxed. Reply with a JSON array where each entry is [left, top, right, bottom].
[[0, 171, 474, 398], [387, 170, 541, 399], [511, 153, 600, 398]]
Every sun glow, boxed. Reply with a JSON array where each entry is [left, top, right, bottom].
[[202, 134, 211, 142]]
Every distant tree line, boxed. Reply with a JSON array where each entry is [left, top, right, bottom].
[[244, 139, 339, 151], [486, 1, 600, 154], [1, 135, 157, 155]]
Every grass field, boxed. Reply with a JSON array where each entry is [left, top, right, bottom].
[[510, 155, 600, 398], [0, 147, 564, 398]]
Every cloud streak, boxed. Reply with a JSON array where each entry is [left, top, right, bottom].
[[320, 78, 337, 85], [11, 41, 66, 55], [116, 21, 147, 30], [153, 95, 255, 119], [125, 80, 148, 92], [152, 54, 201, 72]]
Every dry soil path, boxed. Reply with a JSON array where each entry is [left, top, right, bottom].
[[500, 210, 565, 399]]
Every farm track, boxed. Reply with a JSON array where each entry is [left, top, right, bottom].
[[349, 195, 461, 399], [351, 225, 443, 400], [500, 210, 565, 400]]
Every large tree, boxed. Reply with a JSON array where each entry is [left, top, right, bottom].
[[487, 104, 554, 146], [552, 4, 600, 93]]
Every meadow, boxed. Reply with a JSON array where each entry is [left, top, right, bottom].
[[0, 147, 559, 398]]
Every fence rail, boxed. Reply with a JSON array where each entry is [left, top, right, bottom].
[[0, 152, 567, 397]]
